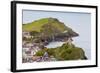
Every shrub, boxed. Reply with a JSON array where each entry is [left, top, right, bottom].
[[35, 50, 45, 56]]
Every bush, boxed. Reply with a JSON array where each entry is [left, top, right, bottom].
[[47, 48, 55, 56], [35, 50, 45, 56]]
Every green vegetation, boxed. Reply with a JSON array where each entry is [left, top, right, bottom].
[[35, 43, 87, 60], [54, 44, 86, 60], [30, 31, 39, 36], [35, 48, 48, 56], [35, 50, 45, 56], [23, 18, 79, 43], [23, 17, 74, 33], [23, 18, 49, 32]]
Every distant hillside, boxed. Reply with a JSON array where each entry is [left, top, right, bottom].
[[23, 18, 73, 32], [22, 18, 79, 42]]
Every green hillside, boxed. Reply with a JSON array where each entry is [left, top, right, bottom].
[[22, 17, 72, 32], [35, 43, 87, 60]]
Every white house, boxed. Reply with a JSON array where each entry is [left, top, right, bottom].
[[22, 31, 31, 39]]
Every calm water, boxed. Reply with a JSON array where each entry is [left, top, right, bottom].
[[45, 41, 65, 48]]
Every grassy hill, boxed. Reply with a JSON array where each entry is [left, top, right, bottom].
[[22, 17, 72, 32], [22, 17, 79, 43], [35, 43, 87, 60]]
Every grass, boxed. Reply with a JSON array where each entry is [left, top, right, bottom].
[[23, 18, 49, 32], [22, 18, 71, 32], [35, 43, 87, 60]]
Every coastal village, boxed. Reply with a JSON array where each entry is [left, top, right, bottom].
[[22, 31, 73, 63]]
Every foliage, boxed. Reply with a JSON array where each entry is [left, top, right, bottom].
[[22, 18, 75, 35], [35, 50, 45, 56], [35, 43, 87, 60], [40, 23, 60, 40], [35, 48, 48, 56], [30, 31, 39, 36], [22, 18, 49, 32], [53, 43, 86, 60], [47, 48, 55, 56], [23, 18, 79, 43]]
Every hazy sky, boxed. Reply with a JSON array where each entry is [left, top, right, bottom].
[[22, 10, 91, 59]]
